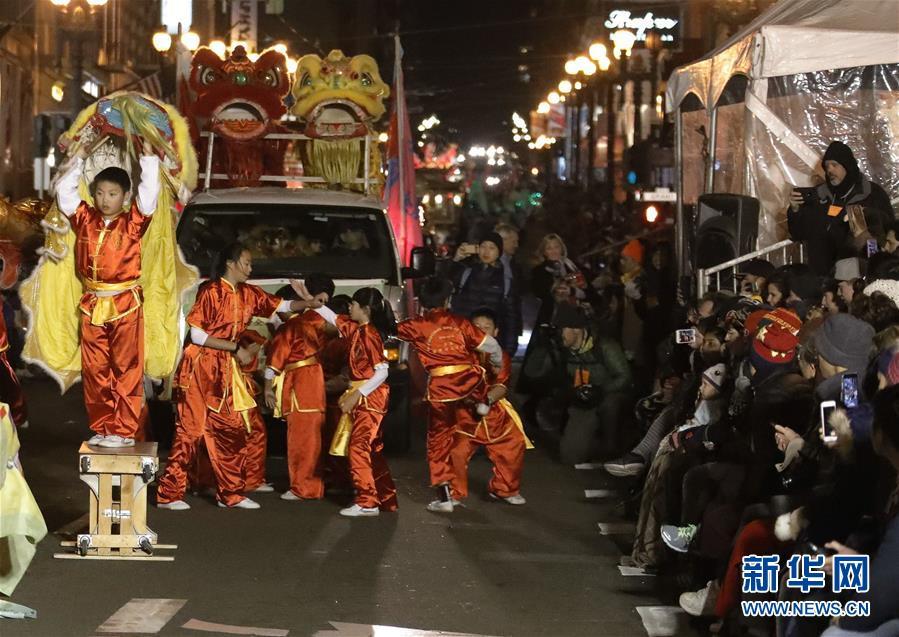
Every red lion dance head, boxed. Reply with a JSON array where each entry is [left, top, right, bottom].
[[189, 45, 289, 185]]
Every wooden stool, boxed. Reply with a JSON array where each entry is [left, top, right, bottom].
[[54, 442, 176, 561]]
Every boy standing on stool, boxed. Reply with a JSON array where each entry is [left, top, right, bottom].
[[450, 308, 531, 506], [56, 142, 160, 448], [397, 278, 503, 513]]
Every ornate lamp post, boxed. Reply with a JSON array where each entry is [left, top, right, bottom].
[[50, 0, 109, 117]]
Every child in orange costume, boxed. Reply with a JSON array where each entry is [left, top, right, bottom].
[[319, 295, 353, 494], [396, 277, 503, 514], [262, 274, 335, 501], [314, 288, 397, 516], [450, 308, 531, 505], [55, 141, 160, 448], [238, 329, 271, 493], [156, 243, 320, 510]]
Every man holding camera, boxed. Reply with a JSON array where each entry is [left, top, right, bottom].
[[787, 141, 893, 276], [523, 303, 633, 465]]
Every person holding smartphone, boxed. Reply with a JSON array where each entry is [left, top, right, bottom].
[[787, 141, 893, 276]]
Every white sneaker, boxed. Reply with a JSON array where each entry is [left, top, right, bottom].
[[280, 490, 305, 501], [97, 435, 135, 448], [252, 483, 274, 493], [679, 580, 720, 617], [157, 500, 190, 511], [340, 504, 380, 517], [426, 499, 454, 513], [18, 420, 29, 430], [218, 497, 260, 509], [490, 492, 527, 505], [87, 434, 105, 446]]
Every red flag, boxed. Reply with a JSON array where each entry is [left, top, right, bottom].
[[383, 36, 422, 266]]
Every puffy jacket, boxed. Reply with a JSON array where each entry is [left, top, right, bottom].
[[450, 259, 520, 353]]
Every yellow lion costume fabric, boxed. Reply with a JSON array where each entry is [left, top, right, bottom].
[[20, 92, 198, 391]]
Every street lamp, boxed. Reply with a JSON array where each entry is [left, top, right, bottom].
[[589, 42, 607, 62], [152, 27, 173, 53], [51, 0, 109, 118], [180, 30, 201, 52], [558, 79, 572, 95], [537, 101, 550, 114], [208, 39, 228, 58], [611, 29, 637, 58], [547, 91, 561, 105], [564, 58, 579, 76]]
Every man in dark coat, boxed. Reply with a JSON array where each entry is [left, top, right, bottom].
[[788, 141, 894, 276]]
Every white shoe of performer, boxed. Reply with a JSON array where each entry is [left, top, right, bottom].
[[427, 500, 454, 513], [340, 504, 380, 517], [218, 497, 261, 509], [97, 435, 135, 448], [157, 500, 190, 511], [252, 483, 275, 493], [87, 434, 105, 446]]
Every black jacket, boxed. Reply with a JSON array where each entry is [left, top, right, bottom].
[[450, 259, 520, 353], [787, 177, 894, 276]]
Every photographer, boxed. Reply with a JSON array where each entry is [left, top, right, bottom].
[[522, 303, 633, 465], [788, 141, 893, 276]]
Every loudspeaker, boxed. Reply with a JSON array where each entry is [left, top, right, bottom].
[[694, 193, 759, 269]]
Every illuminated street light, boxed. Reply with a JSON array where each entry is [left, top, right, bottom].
[[598, 56, 612, 72], [378, 132, 389, 143], [208, 39, 227, 58], [547, 91, 561, 105], [453, 194, 463, 206], [645, 205, 659, 224], [611, 29, 637, 57], [86, 0, 109, 5], [558, 79, 572, 94], [564, 58, 579, 75], [582, 60, 597, 76], [152, 28, 172, 53], [434, 194, 444, 206], [589, 42, 607, 61], [537, 101, 550, 114], [180, 30, 201, 51], [50, 0, 71, 6]]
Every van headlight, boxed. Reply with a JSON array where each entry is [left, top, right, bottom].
[[383, 337, 401, 362]]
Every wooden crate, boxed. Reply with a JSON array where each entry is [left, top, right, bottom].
[[54, 442, 175, 561]]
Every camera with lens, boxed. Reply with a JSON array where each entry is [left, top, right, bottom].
[[573, 383, 601, 407]]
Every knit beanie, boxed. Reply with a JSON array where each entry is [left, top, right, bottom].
[[748, 308, 802, 379], [702, 363, 728, 390], [479, 231, 505, 253], [813, 313, 874, 371], [621, 239, 644, 265], [822, 141, 861, 198]]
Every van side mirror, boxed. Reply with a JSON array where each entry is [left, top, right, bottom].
[[402, 246, 435, 279]]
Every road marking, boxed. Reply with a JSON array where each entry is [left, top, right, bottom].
[[96, 599, 186, 634], [584, 489, 618, 499], [597, 522, 636, 535], [182, 618, 289, 636], [618, 565, 656, 577], [635, 606, 686, 637], [480, 551, 614, 565], [574, 462, 604, 470], [313, 622, 499, 636]]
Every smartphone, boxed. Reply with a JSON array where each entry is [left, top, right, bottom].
[[793, 187, 817, 205], [841, 373, 859, 409], [675, 328, 697, 345], [820, 400, 838, 443], [867, 239, 879, 257]]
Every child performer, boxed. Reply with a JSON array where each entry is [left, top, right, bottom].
[[262, 274, 335, 501], [0, 300, 27, 429], [56, 141, 160, 448], [320, 295, 353, 494], [156, 243, 319, 510], [450, 308, 531, 505], [396, 277, 503, 513], [314, 288, 397, 517]]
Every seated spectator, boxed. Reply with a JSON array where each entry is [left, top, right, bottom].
[[788, 140, 893, 276], [450, 231, 519, 353], [766, 271, 791, 308], [521, 303, 633, 465]]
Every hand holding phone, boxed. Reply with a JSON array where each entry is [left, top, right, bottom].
[[819, 400, 838, 443], [840, 373, 859, 408], [675, 328, 697, 345]]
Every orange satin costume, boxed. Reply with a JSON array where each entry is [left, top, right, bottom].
[[450, 351, 526, 500], [320, 335, 351, 491], [336, 316, 396, 511], [0, 303, 27, 427], [156, 279, 281, 506], [397, 309, 487, 487], [72, 202, 152, 438], [239, 330, 269, 491], [267, 311, 330, 499]]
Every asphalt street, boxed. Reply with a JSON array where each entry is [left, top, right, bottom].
[[5, 375, 699, 637]]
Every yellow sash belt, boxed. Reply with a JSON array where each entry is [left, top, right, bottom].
[[497, 399, 535, 449], [229, 357, 257, 432], [329, 380, 367, 457], [270, 356, 319, 418], [430, 364, 474, 377], [83, 279, 140, 326]]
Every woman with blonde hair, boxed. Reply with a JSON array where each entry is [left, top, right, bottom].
[[531, 233, 586, 326]]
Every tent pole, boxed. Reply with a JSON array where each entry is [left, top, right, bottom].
[[705, 106, 718, 192], [675, 108, 686, 279]]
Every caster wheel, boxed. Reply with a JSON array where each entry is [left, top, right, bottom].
[[138, 537, 153, 555], [142, 465, 155, 483], [78, 536, 90, 556], [80, 456, 91, 473]]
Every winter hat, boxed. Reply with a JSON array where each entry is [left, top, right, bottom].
[[864, 279, 899, 309], [552, 302, 589, 329], [875, 347, 899, 387], [789, 271, 822, 301], [813, 313, 875, 371], [749, 307, 803, 374], [822, 141, 859, 175], [621, 239, 644, 265], [479, 231, 505, 253], [737, 258, 776, 279], [702, 363, 728, 390], [834, 257, 863, 282]]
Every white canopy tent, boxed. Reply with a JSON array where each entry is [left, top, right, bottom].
[[665, 0, 899, 274]]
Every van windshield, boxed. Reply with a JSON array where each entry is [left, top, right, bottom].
[[177, 203, 398, 282]]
